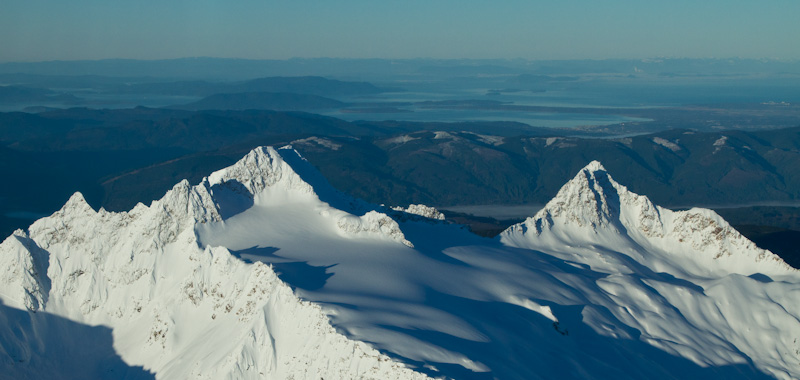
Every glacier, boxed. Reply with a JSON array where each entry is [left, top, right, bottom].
[[1, 146, 799, 380]]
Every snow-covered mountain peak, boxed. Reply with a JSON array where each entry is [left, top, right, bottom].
[[197, 146, 413, 247], [203, 145, 371, 217], [57, 192, 96, 219], [582, 159, 606, 172], [502, 161, 793, 277], [523, 159, 632, 233], [206, 146, 314, 199]]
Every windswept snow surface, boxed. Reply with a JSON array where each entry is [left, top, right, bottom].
[[2, 147, 799, 380]]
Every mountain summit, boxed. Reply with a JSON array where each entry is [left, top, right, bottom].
[[501, 160, 791, 277], [2, 148, 799, 380]]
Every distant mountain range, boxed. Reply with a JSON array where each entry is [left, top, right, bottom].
[[171, 92, 346, 111], [2, 57, 800, 80], [0, 85, 78, 104], [0, 75, 390, 112], [298, 127, 800, 209], [110, 76, 387, 97], [1, 107, 798, 238]]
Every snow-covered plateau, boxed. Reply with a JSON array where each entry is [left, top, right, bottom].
[[1, 146, 798, 380]]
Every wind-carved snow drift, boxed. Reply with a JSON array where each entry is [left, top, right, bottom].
[[2, 150, 800, 380]]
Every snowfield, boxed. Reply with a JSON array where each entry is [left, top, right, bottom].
[[1, 146, 798, 380]]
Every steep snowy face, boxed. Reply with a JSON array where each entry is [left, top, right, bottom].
[[0, 146, 428, 380], [0, 230, 49, 312], [501, 161, 792, 277]]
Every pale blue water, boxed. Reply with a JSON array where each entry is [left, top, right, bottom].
[[328, 87, 653, 128], [328, 75, 800, 129], [327, 107, 649, 129]]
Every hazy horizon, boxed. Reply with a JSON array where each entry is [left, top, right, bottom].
[[3, 1, 799, 62], [2, 56, 800, 65]]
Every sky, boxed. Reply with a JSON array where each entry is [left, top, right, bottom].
[[2, 0, 799, 62]]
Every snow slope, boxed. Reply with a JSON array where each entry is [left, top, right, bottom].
[[2, 147, 799, 380]]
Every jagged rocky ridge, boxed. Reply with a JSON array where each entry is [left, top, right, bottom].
[[1, 147, 799, 380], [0, 147, 428, 380]]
